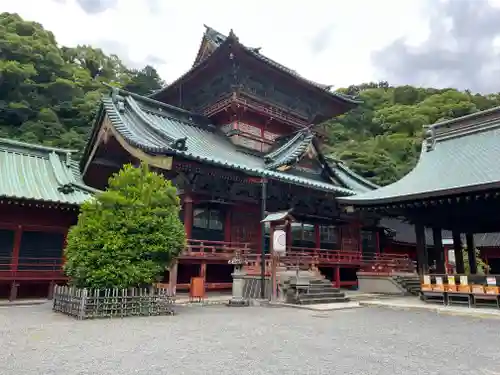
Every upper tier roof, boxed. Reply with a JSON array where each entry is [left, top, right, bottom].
[[339, 106, 500, 206], [151, 26, 360, 106], [0, 138, 96, 205], [84, 88, 374, 195]]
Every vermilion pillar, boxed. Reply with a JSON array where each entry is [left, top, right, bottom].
[[334, 266, 340, 288], [314, 224, 320, 250], [224, 209, 231, 243], [10, 225, 22, 272], [183, 195, 193, 239]]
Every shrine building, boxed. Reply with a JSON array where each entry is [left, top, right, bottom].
[[0, 139, 95, 299], [79, 26, 406, 292], [339, 106, 500, 276]]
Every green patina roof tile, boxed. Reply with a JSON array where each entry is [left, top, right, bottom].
[[103, 90, 357, 195], [340, 109, 500, 205], [0, 139, 96, 205]]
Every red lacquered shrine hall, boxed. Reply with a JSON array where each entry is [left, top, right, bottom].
[[80, 26, 411, 291], [0, 139, 95, 299]]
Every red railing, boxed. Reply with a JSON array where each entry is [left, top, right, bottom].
[[0, 241, 416, 283], [180, 239, 252, 260], [242, 248, 415, 275], [0, 257, 66, 280]]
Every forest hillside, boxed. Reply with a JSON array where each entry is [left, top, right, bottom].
[[2, 12, 500, 186]]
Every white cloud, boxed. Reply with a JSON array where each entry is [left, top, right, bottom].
[[3, 0, 428, 88]]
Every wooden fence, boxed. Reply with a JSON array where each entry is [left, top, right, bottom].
[[52, 285, 175, 319]]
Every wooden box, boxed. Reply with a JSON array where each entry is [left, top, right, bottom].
[[484, 286, 500, 295], [432, 284, 445, 292], [471, 285, 485, 294], [457, 285, 471, 293], [445, 285, 457, 292], [421, 284, 432, 291], [189, 277, 205, 300]]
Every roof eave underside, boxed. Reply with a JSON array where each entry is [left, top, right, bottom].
[[340, 181, 500, 206]]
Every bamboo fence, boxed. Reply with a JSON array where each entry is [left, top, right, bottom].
[[52, 285, 175, 319]]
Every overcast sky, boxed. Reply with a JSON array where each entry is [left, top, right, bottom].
[[3, 0, 500, 93]]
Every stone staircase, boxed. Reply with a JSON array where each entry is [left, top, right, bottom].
[[392, 275, 421, 296], [283, 277, 349, 305]]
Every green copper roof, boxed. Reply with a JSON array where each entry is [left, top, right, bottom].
[[327, 158, 380, 193], [340, 108, 500, 205], [265, 131, 315, 170], [0, 139, 96, 205], [261, 210, 294, 223], [101, 89, 356, 195]]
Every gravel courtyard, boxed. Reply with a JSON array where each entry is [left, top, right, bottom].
[[1, 304, 500, 375]]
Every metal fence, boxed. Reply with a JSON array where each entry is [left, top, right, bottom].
[[52, 285, 175, 319]]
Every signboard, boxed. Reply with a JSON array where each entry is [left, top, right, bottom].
[[460, 275, 468, 285], [423, 275, 431, 285], [442, 238, 454, 246], [435, 276, 443, 285], [273, 229, 286, 254], [487, 276, 497, 286], [447, 275, 456, 285]]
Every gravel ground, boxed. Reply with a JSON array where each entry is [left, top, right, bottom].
[[1, 303, 500, 375]]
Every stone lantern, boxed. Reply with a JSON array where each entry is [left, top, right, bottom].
[[227, 250, 249, 306]]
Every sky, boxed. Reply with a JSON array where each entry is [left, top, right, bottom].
[[2, 0, 500, 93]]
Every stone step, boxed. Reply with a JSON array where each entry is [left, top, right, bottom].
[[309, 283, 340, 291], [297, 296, 349, 305], [299, 291, 346, 298], [306, 289, 343, 296]]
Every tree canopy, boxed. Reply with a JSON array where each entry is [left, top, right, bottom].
[[64, 163, 186, 289], [324, 82, 500, 185], [2, 12, 500, 186], [0, 12, 164, 153]]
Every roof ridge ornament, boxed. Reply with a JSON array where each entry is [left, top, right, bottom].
[[227, 29, 239, 42], [424, 126, 436, 152]]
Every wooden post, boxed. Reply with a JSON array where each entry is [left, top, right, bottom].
[[200, 262, 206, 283], [9, 282, 18, 301], [224, 209, 231, 243], [375, 231, 381, 254], [47, 281, 56, 300], [183, 195, 193, 239], [314, 224, 320, 250], [168, 261, 178, 297], [452, 230, 465, 274], [270, 223, 277, 302], [10, 225, 22, 272], [334, 266, 340, 288], [415, 224, 428, 275], [432, 228, 445, 274], [466, 233, 477, 274], [285, 221, 292, 251]]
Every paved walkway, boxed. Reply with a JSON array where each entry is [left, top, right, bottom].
[[360, 296, 500, 319], [3, 303, 500, 375]]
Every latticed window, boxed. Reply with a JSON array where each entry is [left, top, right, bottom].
[[291, 223, 315, 242], [193, 208, 224, 231], [320, 225, 338, 243]]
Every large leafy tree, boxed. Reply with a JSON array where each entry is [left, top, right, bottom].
[[64, 163, 186, 289], [0, 12, 163, 151]]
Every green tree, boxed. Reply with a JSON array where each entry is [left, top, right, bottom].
[[64, 163, 186, 289], [463, 248, 489, 275], [123, 65, 164, 95]]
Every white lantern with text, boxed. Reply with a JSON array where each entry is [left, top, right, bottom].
[[273, 229, 286, 255]]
